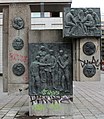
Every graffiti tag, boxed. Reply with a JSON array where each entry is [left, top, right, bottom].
[[9, 52, 28, 63], [79, 56, 100, 68]]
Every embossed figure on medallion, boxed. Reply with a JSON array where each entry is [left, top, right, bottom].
[[83, 64, 96, 77], [64, 8, 101, 37], [12, 63, 25, 76], [83, 42, 96, 55], [29, 43, 73, 96], [12, 17, 24, 30], [12, 37, 24, 50]]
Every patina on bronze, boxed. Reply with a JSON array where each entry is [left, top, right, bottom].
[[12, 37, 24, 50], [63, 8, 101, 38], [29, 43, 73, 96], [83, 64, 96, 77], [12, 63, 25, 76], [12, 17, 24, 30], [83, 42, 96, 55]]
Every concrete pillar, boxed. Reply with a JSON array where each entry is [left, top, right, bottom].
[[79, 38, 100, 81], [73, 39, 76, 81], [8, 4, 31, 94], [3, 7, 9, 92], [76, 40, 80, 81]]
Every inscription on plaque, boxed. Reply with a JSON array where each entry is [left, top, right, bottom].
[[12, 17, 24, 30], [12, 63, 25, 76], [12, 37, 24, 50], [29, 43, 73, 96], [63, 8, 101, 37], [83, 42, 96, 55]]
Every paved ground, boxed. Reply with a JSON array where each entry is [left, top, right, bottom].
[[0, 72, 104, 119]]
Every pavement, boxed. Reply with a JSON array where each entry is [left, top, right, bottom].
[[0, 72, 104, 119]]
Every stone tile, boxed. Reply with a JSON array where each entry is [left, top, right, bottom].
[[73, 115, 84, 119], [2, 116, 14, 119], [6, 110, 17, 116], [84, 116, 97, 119], [0, 115, 4, 118]]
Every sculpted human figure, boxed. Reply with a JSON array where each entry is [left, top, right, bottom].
[[38, 45, 47, 62], [88, 8, 100, 26], [62, 54, 70, 91], [43, 49, 56, 89], [57, 50, 65, 90], [30, 55, 41, 95], [65, 9, 77, 35], [30, 55, 50, 94], [13, 17, 24, 30], [37, 45, 47, 88], [82, 9, 95, 34], [77, 9, 87, 34], [58, 53, 70, 91]]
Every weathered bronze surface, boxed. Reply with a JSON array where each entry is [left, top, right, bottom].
[[83, 64, 96, 77], [83, 42, 96, 55], [12, 37, 24, 50], [12, 63, 25, 76], [12, 17, 24, 30], [63, 8, 101, 38], [29, 43, 73, 96]]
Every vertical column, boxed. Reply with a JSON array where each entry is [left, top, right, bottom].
[[3, 7, 9, 92], [79, 38, 100, 81], [8, 4, 30, 93], [76, 40, 80, 81]]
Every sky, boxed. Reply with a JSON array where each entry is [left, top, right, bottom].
[[71, 0, 104, 20]]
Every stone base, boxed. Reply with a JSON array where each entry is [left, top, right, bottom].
[[29, 96, 73, 116], [8, 84, 28, 95]]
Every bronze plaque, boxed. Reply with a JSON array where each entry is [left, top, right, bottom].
[[29, 43, 73, 96], [63, 8, 101, 38]]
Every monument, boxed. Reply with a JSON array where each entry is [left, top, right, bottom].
[[28, 31, 73, 117]]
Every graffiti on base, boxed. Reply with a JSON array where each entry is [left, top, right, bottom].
[[32, 103, 61, 111], [30, 95, 71, 105], [79, 56, 100, 77], [30, 95, 72, 110], [9, 52, 28, 63], [79, 56, 100, 68], [41, 89, 60, 96]]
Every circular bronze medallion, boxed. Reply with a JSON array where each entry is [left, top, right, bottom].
[[12, 17, 24, 30], [83, 64, 96, 78], [12, 63, 25, 76], [12, 37, 24, 50], [83, 42, 96, 56]]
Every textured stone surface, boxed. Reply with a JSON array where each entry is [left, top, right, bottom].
[[29, 30, 63, 43], [3, 7, 9, 92], [63, 7, 101, 38]]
